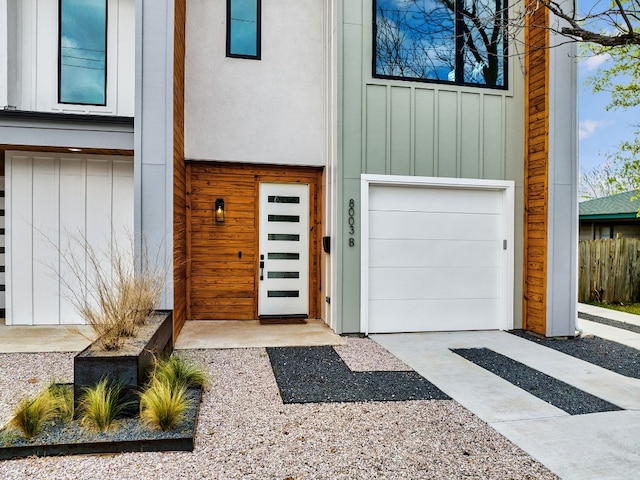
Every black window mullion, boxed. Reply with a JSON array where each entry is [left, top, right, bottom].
[[454, 0, 465, 85]]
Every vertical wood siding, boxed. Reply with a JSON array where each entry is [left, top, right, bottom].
[[186, 163, 322, 321], [523, 6, 549, 335], [173, 0, 187, 337]]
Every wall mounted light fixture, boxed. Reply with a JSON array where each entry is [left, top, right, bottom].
[[215, 198, 225, 222]]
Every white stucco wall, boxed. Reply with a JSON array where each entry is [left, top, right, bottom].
[[185, 0, 326, 166], [8, 0, 134, 116]]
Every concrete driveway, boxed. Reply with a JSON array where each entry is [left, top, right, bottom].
[[372, 317, 640, 480]]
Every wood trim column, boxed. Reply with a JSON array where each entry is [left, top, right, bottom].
[[173, 0, 187, 337], [523, 4, 549, 335]]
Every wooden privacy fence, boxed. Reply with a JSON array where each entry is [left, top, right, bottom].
[[578, 238, 640, 303]]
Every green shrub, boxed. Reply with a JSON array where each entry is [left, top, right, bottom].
[[139, 378, 190, 431], [79, 378, 128, 431], [153, 355, 209, 389], [8, 389, 58, 438]]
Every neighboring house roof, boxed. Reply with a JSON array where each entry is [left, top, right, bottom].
[[579, 190, 640, 220]]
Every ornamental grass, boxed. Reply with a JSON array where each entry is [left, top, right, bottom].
[[139, 378, 190, 431], [79, 378, 129, 431]]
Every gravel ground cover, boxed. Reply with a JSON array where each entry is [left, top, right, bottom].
[[452, 347, 623, 415], [578, 312, 640, 334], [0, 338, 558, 480], [511, 329, 640, 379]]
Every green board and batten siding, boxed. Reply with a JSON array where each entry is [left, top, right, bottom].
[[337, 1, 526, 333]]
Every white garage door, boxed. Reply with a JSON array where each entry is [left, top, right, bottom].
[[363, 178, 513, 333]]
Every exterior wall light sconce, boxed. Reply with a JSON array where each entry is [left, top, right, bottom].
[[215, 198, 225, 222]]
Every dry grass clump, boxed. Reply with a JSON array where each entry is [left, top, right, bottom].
[[60, 233, 165, 350], [79, 378, 129, 431]]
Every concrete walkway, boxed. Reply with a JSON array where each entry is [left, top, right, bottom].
[[578, 302, 640, 350], [373, 306, 640, 480]]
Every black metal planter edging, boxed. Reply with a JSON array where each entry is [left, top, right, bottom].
[[73, 310, 174, 409], [0, 387, 203, 461]]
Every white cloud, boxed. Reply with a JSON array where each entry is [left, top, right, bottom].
[[581, 53, 610, 72], [579, 119, 604, 140]]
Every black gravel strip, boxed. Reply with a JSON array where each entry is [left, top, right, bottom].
[[451, 348, 623, 415], [578, 311, 640, 335], [510, 329, 640, 379], [267, 346, 450, 404]]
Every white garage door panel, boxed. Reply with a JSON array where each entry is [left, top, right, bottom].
[[369, 267, 500, 300], [369, 239, 500, 268], [369, 211, 501, 241], [364, 179, 513, 333], [369, 185, 502, 214], [368, 299, 499, 333]]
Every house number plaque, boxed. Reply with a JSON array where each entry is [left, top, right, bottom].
[[348, 199, 355, 247]]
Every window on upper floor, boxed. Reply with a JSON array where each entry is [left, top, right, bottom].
[[58, 0, 107, 105], [226, 0, 261, 59], [374, 0, 506, 88]]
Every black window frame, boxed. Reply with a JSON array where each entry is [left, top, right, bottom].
[[58, 0, 108, 106], [372, 0, 508, 90], [226, 0, 262, 60]]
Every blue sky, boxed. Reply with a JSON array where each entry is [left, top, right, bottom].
[[577, 0, 638, 173], [578, 55, 638, 172]]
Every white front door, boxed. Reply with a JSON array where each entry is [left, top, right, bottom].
[[258, 183, 309, 317]]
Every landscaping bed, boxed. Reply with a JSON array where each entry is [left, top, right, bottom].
[[0, 386, 202, 460], [74, 310, 174, 409]]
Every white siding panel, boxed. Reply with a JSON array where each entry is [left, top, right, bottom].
[[8, 157, 34, 324], [86, 159, 112, 264], [59, 158, 86, 324], [32, 157, 60, 324], [112, 160, 134, 233], [5, 152, 133, 325]]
